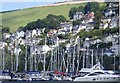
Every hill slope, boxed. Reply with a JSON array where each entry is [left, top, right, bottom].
[[1, 3, 86, 32]]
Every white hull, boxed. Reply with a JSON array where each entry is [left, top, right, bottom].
[[0, 75, 11, 80], [74, 75, 120, 82]]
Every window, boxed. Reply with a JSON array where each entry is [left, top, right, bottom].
[[88, 73, 98, 76], [88, 72, 104, 76], [113, 78, 115, 79], [95, 72, 104, 74]]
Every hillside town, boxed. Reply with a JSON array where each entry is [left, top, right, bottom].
[[0, 2, 119, 82]]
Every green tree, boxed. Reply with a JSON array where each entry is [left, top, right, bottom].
[[2, 27, 10, 33], [78, 6, 84, 12], [69, 7, 79, 19], [73, 20, 81, 26], [17, 26, 24, 32], [57, 15, 66, 22], [100, 4, 107, 11], [84, 2, 100, 14], [94, 11, 104, 29], [21, 14, 66, 31]]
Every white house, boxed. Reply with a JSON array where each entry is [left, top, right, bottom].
[[104, 23, 109, 29], [3, 33, 11, 39], [19, 31, 25, 38], [101, 18, 111, 23], [32, 29, 37, 37], [109, 17, 118, 28], [103, 35, 113, 43], [77, 24, 86, 32], [60, 22, 73, 33], [73, 12, 84, 21], [82, 18, 93, 24], [85, 23, 94, 31], [58, 29, 66, 35], [104, 9, 115, 17]]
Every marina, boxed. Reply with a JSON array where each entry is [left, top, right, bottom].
[[0, 28, 119, 82], [0, 1, 120, 83]]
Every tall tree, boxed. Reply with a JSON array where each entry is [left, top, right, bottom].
[[84, 2, 100, 14], [94, 11, 104, 29], [69, 7, 79, 19], [2, 27, 10, 33]]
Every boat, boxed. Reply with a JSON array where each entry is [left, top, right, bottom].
[[73, 63, 120, 82], [0, 70, 11, 80]]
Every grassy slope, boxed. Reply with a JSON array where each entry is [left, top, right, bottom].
[[1, 3, 106, 32], [1, 3, 86, 32]]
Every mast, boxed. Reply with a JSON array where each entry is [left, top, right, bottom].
[[72, 45, 75, 72], [34, 46, 37, 71], [2, 45, 5, 71], [15, 38, 19, 72], [43, 36, 47, 72], [11, 46, 13, 71], [30, 39, 33, 71], [85, 38, 90, 68], [63, 48, 67, 72], [43, 52, 46, 72], [25, 30, 28, 71], [91, 49, 94, 67], [2, 34, 5, 71], [83, 51, 85, 68], [16, 48, 19, 72], [50, 36, 53, 71], [57, 46, 60, 71], [101, 48, 103, 66], [76, 37, 80, 72], [66, 48, 69, 72]]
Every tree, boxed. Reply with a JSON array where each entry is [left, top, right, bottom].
[[69, 7, 79, 19], [57, 15, 66, 22], [2, 27, 10, 33], [21, 14, 66, 31], [73, 20, 81, 26], [103, 28, 119, 35], [100, 4, 107, 11], [94, 11, 104, 29], [84, 2, 100, 14], [17, 26, 24, 32], [78, 6, 84, 12], [69, 6, 84, 19]]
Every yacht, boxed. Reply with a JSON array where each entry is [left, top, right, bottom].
[[74, 63, 120, 82], [0, 70, 11, 80]]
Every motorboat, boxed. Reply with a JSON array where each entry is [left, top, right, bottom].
[[74, 63, 120, 82]]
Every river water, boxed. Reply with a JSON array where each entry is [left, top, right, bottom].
[[1, 80, 119, 83]]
